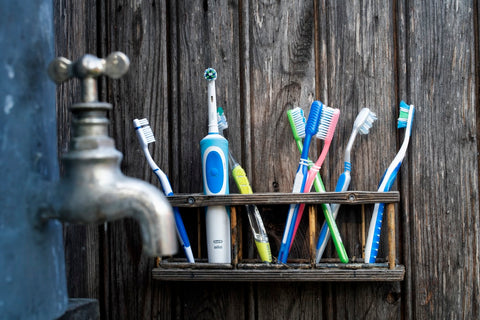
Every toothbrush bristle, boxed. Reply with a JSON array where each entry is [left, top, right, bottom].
[[136, 118, 149, 127], [316, 106, 340, 140], [358, 110, 377, 135], [397, 101, 411, 129], [217, 110, 228, 131], [288, 107, 306, 138], [204, 68, 217, 81], [134, 118, 156, 144], [141, 125, 156, 144]]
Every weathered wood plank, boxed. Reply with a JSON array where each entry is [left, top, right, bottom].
[[401, 1, 480, 318], [170, 282, 247, 320], [164, 1, 247, 319], [316, 1, 401, 319], [167, 191, 400, 207], [242, 0, 327, 318], [97, 1, 173, 319], [152, 265, 405, 282]]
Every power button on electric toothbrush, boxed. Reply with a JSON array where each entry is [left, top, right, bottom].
[[205, 150, 225, 194], [209, 168, 219, 177]]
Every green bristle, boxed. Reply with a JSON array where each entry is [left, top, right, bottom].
[[397, 100, 410, 128]]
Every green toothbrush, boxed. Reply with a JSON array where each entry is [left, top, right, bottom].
[[287, 107, 348, 263]]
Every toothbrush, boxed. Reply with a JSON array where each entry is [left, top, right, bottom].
[[287, 107, 326, 195], [277, 101, 323, 263], [364, 101, 415, 264], [200, 68, 231, 263], [289, 106, 348, 263], [133, 118, 195, 263], [217, 107, 272, 263], [315, 108, 377, 262], [286, 107, 347, 263]]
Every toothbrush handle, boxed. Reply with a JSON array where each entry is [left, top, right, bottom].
[[278, 159, 309, 263], [153, 170, 195, 263], [315, 169, 351, 262], [231, 165, 272, 263], [289, 166, 322, 240], [295, 139, 324, 194], [365, 163, 402, 263], [289, 168, 348, 263], [289, 140, 347, 263], [172, 207, 195, 263], [365, 202, 385, 263], [201, 134, 231, 263], [232, 165, 253, 194]]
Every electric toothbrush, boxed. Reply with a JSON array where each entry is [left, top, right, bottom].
[[201, 68, 231, 263]]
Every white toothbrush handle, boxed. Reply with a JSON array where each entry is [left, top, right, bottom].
[[206, 206, 231, 263]]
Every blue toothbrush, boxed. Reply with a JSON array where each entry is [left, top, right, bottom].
[[364, 101, 414, 263], [277, 101, 323, 263], [133, 118, 195, 263], [201, 68, 231, 263]]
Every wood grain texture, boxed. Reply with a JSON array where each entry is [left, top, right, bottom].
[[152, 265, 405, 282], [317, 1, 402, 319], [167, 191, 399, 207], [54, 0, 480, 319], [401, 1, 480, 318]]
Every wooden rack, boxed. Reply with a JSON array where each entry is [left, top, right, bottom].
[[152, 191, 404, 282]]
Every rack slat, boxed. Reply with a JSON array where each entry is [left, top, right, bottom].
[[167, 191, 400, 207], [152, 264, 405, 282]]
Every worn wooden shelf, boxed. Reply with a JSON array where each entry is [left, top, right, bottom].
[[152, 191, 404, 282], [152, 261, 405, 282], [167, 191, 400, 207]]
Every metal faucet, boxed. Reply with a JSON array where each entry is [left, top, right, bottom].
[[39, 52, 178, 256]]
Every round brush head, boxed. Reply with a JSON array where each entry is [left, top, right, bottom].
[[204, 68, 217, 81]]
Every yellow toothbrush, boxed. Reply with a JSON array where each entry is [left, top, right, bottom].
[[218, 107, 272, 263]]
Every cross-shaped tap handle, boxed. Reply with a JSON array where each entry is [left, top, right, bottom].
[[48, 52, 130, 102]]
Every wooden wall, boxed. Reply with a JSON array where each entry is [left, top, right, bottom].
[[54, 0, 480, 319]]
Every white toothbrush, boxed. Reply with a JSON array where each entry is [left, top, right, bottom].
[[316, 108, 377, 262], [133, 118, 195, 263]]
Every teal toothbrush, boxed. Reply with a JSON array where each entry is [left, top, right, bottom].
[[365, 101, 414, 263]]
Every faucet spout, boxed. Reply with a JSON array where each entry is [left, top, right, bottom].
[[42, 170, 178, 256]]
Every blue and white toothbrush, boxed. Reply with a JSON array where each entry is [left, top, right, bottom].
[[201, 68, 231, 263], [133, 118, 195, 263], [315, 108, 377, 262], [277, 101, 323, 263], [364, 101, 414, 263]]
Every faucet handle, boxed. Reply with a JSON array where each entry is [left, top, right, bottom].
[[48, 52, 130, 102]]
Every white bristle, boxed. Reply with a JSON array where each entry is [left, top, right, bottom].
[[290, 107, 306, 138], [142, 125, 156, 144], [316, 106, 336, 140], [358, 111, 377, 135], [136, 118, 149, 127], [134, 118, 155, 144], [217, 114, 228, 132]]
